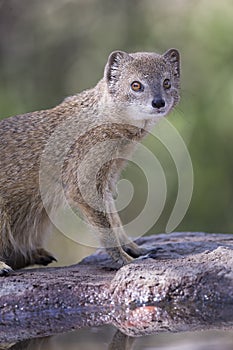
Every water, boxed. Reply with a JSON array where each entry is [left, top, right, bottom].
[[5, 327, 233, 350], [2, 302, 233, 350]]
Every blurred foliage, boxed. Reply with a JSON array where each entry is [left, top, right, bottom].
[[0, 0, 233, 262]]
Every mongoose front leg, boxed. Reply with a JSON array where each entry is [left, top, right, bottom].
[[105, 189, 147, 258], [78, 203, 134, 267]]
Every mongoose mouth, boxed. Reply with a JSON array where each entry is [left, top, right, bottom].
[[149, 108, 170, 117]]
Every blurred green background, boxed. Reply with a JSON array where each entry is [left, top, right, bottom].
[[0, 0, 233, 265]]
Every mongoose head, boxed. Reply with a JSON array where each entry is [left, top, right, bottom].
[[104, 49, 180, 122]]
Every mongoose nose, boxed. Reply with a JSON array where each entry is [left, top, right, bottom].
[[152, 98, 166, 109]]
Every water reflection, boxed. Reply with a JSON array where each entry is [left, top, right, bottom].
[[6, 328, 233, 350], [2, 301, 233, 350]]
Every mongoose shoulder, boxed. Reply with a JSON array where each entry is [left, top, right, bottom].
[[0, 49, 180, 274]]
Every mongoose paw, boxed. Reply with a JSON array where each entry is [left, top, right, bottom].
[[116, 253, 134, 268], [0, 262, 13, 276], [123, 246, 148, 258], [32, 249, 57, 266]]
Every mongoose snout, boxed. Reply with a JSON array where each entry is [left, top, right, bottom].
[[151, 97, 166, 109]]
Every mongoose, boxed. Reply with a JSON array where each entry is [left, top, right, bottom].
[[0, 49, 180, 274]]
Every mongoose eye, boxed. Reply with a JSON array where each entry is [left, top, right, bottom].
[[163, 79, 171, 89], [131, 81, 143, 92]]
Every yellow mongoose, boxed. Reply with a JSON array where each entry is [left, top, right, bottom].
[[0, 49, 180, 274]]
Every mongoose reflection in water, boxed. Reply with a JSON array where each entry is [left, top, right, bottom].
[[0, 49, 180, 274]]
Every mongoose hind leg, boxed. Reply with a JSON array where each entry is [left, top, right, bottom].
[[0, 249, 56, 276], [31, 248, 57, 266]]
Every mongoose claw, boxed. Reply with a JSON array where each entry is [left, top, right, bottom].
[[0, 262, 13, 276], [32, 249, 57, 266], [37, 255, 57, 266], [133, 247, 164, 262]]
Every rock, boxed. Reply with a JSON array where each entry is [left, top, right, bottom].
[[0, 232, 233, 345]]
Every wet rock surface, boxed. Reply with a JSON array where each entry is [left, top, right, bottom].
[[0, 232, 233, 344]]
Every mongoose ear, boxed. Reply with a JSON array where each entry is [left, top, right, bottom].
[[105, 50, 131, 85], [163, 48, 180, 78]]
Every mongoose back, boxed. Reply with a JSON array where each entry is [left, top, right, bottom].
[[0, 49, 180, 274]]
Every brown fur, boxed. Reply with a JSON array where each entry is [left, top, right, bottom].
[[0, 49, 180, 273]]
